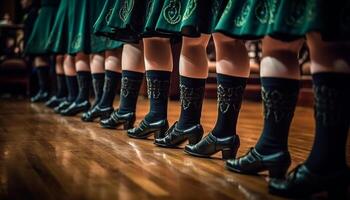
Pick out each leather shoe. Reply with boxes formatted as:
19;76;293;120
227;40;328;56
81;106;113;122
226;148;291;178
154;122;203;148
184;133;240;159
100;110;135;129
54;101;71;113
45;96;65;108
30;91;49;102
60;100;90;116
127;119;168;139
269;164;350;199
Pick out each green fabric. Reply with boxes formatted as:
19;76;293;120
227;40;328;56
46;0;69;54
156;0;227;37
68;0;122;54
25;0;59;55
97;0;177;42
93;0;118;37
215;0;350;41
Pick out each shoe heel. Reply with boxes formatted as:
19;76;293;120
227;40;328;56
188;134;202;145
222;148;237;160
268;165;289;179
123;120;134;130
154;127;168;139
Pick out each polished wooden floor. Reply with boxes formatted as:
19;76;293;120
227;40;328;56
0;97;349;200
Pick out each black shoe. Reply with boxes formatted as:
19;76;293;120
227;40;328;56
100;110;135;129
30;91;49;102
45;96;65;108
184;133;240;159
154;122;203;148
54;100;71;113
269;164;350;199
60;100;90;116
81;106;114;122
127;119;169;139
226;148;291;178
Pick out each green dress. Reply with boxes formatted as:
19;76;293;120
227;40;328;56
67;0;122;54
46;0;69;54
95;0;179;43
156;0;228;37
214;0;350;41
25;0;60;55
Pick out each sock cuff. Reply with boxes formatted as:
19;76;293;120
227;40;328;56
106;70;122;78
122;70;144;80
261;77;300;90
77;71;91;76
146;70;171;80
180;75;206;87
92;73;105;80
312;72;350;89
217;73;247;86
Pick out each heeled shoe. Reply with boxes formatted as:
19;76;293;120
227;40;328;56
100;109;135;129
30;91;49;102
45;96;65;108
54;100;71;113
81;106;114;122
226;148;291;178
154;122;203;148
184;133;240;159
127;119;168;139
269;164;350;199
60;100;90;116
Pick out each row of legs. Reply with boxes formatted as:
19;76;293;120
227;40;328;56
31;33;350;199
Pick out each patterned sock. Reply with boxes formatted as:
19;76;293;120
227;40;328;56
99;70;121;108
118;70;144;114
305;73;350;174
176;76;206;130
255;78;300;154
144;70;171;122
75;71;91;103
212;74;247;138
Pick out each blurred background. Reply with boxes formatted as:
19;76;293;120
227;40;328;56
0;0;313;106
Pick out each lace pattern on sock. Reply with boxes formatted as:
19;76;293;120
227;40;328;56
121;77;142;98
146;78;170;99
180;84;204;110
217;85;245;114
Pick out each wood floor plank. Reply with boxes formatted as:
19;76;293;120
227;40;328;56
0;98;348;200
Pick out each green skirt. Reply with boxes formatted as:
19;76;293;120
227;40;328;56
46;0;69;54
215;0;350;41
25;1;59;55
156;0;228;37
68;0;122;54
98;0;179;43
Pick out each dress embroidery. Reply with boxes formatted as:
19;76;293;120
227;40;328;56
183;0;197;21
255;0;277;24
119;0;134;22
105;8;113;23
234;1;252;27
163;0;182;24
285;0;316;26
72;34;82;50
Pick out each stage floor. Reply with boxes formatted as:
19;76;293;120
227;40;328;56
0;97;349;200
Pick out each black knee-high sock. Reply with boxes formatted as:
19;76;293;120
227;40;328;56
255;78;300;154
75;71;92;103
36;66;50;92
305;73;350;174
56;74;67;98
92;73;105;106
176;76;206;130
212;74;247;138
66;75;78;102
144;70;171;122
118;70;144;114
99;70;121;108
